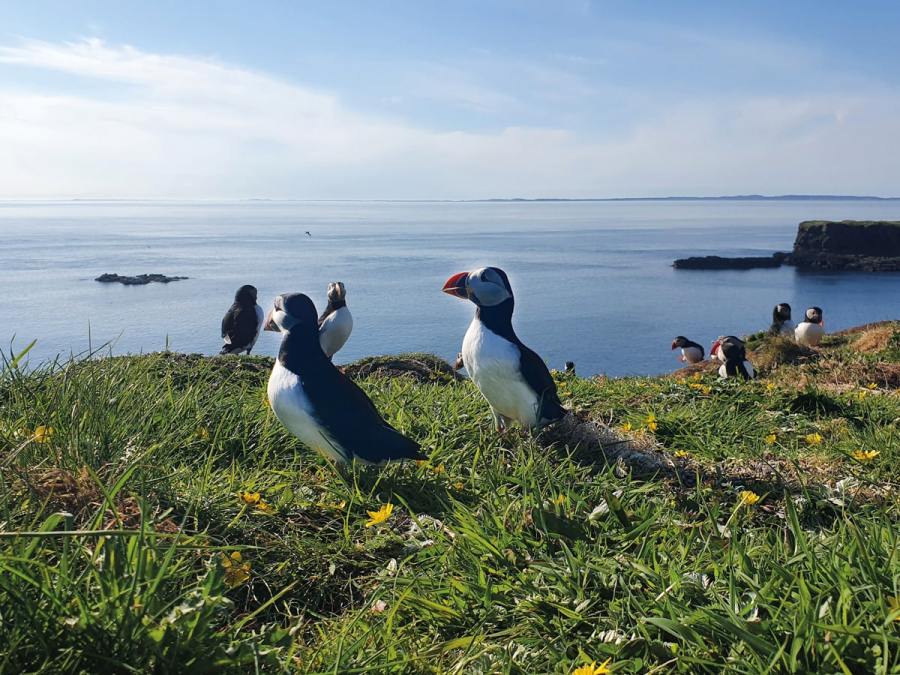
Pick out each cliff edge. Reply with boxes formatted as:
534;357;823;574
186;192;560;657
788;220;900;271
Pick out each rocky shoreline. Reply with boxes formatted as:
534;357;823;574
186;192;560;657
95;273;188;285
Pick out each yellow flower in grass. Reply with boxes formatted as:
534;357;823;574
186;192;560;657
256;499;274;513
765;382;775;393
888;595;900;621
239;491;261;505
739;490;761;506
432;463;446;475
645;413;658;432
619;422;633;433
691;372;703;382
866;383;878;390
553;494;568;506
33;425;55;443
365;503;394;528
852;450;880;462
674;450;690;458
764;433;777;446
804;432;823;446
573;659;612;675
195;426;210;441
453;481;465;491
221;551;251;588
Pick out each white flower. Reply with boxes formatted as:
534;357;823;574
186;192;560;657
588;502;609;521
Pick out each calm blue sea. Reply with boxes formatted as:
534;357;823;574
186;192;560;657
1;200;899;376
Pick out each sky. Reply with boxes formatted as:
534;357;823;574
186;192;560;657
1;1;899;200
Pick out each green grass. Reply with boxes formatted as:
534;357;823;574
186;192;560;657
1;329;898;673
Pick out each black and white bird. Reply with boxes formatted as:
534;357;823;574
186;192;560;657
712;335;754;380
442;266;566;431
318;282;353;359
220;284;264;355
795;306;825;346
770;303;795;337
264;292;423;464
671;336;705;364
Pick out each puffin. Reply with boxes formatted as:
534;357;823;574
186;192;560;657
671;336;705;364
795;306;825;346
712;335;754;380
263;292;423;464
220;284;264;355
770;303;795;337
442;266;566;431
318;281;353;359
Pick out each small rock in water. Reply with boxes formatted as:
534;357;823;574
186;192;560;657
95;273;188;285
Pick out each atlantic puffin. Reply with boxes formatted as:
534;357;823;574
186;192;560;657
264;292;423;464
671;336;705;364
770;303;795;337
442;267;566;431
795;306;825;346
713;335;754;380
220;284;264;355
318;282;353;359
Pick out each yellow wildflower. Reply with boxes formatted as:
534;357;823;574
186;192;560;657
764;433;777;446
195;426;210;440
453;481;465;491
554;494;568;506
765;382;775;392
365;503;394;528
221;551;251;588
645;413;658;432
33;426;55;443
619;422;633;433
888;595;900;621
572;659;612;675
851;449;880;462
804;432;823;446
688;382;703;390
866;383;878;390
739;490;761;506
674;450;690;458
256;499;274;513
691;372;703;382
432;463;446;475
239;491;261;505
856;390;868;401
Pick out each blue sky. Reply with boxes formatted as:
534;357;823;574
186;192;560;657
1;1;899;198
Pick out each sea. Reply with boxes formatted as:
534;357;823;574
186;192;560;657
1;199;899;377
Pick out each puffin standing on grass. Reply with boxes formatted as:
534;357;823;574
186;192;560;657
442;266;566;432
795;307;825;346
318;282;353;359
712;335;755;380
770;303;795;337
220;285;265;355
264;293;423;464
671;336;705;364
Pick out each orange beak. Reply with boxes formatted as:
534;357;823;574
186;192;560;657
442;272;469;300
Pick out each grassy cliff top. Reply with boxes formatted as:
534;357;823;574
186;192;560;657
1;324;899;673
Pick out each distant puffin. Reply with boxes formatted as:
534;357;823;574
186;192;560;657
318;282;353;359
714;335;754;380
220;284;264;355
671;336;705;364
442;266;566;431
795;306;825;346
264;293;423;464
770;303;795;337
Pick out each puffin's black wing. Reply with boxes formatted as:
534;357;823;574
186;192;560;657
306;366;424;462
685;339;705;358
221;304;258;351
517;342;566;425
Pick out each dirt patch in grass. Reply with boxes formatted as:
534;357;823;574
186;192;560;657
342;353;461;384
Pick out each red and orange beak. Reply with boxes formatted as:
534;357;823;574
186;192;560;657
671;340;678;350
710;339;721;356
263;309;279;331
442;272;469;300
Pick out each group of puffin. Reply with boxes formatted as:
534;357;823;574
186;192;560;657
219;270;826;465
671;302;827;381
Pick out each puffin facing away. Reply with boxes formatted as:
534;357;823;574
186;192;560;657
442;266;566;431
264;293;423;464
714;335;755;380
220;285;264;355
770;303;795;337
318;282;353;359
671;336;705;364
795;306;825;346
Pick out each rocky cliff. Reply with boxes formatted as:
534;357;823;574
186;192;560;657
788;220;900;271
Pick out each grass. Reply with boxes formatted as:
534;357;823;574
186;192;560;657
1;325;898;673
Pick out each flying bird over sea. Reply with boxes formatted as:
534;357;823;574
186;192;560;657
264;292;423;464
442;266;566;432
220;284;264;355
795;306;825;346
317;282;353;359
671;336;705;364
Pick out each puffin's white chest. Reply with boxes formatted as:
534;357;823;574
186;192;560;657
777;320;796;337
319;307;353;358
681;346;704;364
794;322;824;346
267;361;346;461
462;319;539;427
248;305;265;350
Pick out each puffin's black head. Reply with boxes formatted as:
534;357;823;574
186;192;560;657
672;336;689;350
442;266;514;308
773;303;792;322
805;306;823;324
235;284;258;306
720;335;746;361
264;293;318;334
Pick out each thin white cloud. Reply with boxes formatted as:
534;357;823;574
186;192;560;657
0;37;898;198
